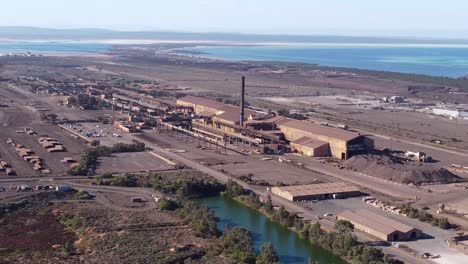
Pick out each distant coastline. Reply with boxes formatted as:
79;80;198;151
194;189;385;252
179;44;468;78
2;26;468;45
3;38;468;48
1;38;468;78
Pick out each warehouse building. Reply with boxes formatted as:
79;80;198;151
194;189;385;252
338;209;422;241
277;119;374;159
271;182;361;201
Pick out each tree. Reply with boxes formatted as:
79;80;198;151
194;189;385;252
218;226;256;264
60;241;75;256
308;222;323;244
222;179;245;198
335;219;354;234
158;198;179;211
264;195;273;214
249;192;262;209
176;200;219;238
256;243;279;264
90;140;100;146
436;217;451;229
348;245;384;264
110;174;137;187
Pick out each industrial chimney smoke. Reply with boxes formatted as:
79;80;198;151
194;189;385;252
240;76;245;126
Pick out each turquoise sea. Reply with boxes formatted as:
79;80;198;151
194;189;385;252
188;44;468;78
2;41;468;78
0;42;112;54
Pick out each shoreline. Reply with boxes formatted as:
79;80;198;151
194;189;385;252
3;38;468;47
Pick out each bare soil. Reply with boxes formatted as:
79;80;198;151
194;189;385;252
343;154;462;185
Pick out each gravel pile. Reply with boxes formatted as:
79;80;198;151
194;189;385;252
343;154;461;185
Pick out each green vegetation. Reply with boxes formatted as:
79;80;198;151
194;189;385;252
400;204;454;229
221;179;246;198
256;242;279;264
67;94;104;110
60;241;75;256
299;222;402;264
152;178;282;263
277;109;307;120
335;219;355;234
175;200;220;238
158;198;179;211
215;226;257;263
227;184;401;264
152;177;225;198
110;140;145;153
90;139;100;146
67;140;146;176
40;113;58;123
110;174;137;187
0;200;29;219
74;190;93;200
61;212;82;231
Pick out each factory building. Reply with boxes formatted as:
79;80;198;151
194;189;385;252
338;209;422;241
176;96;373;158
277;119;374;160
177;96;264;133
271;182;361;201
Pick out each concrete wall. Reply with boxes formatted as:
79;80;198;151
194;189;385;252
271;187;294;201
290;142;330;157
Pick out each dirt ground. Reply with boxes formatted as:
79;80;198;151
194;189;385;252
0;208;76;252
0;190;230;264
96;152;175;174
342;154;462;185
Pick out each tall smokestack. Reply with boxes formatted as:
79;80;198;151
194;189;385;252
240;76;245;126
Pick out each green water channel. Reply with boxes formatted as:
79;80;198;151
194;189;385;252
197;196;346;264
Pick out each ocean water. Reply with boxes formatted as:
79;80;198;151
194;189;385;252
188;44;468;78
0;42;112;54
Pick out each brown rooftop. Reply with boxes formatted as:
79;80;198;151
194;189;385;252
339;210;396;236
274;182;359;197
355;209;415;233
178;96;227;111
291;136;329;149
339;209;417;235
278;118;361;142
179;96;265;123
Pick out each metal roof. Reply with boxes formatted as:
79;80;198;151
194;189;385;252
338;209;417;235
278;119;361;142
177;96;229;111
273;182;360;197
179;96;264;123
291;136;329;149
355;209;415;233
339;210;396;236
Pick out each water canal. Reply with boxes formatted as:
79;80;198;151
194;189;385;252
198;196;346;264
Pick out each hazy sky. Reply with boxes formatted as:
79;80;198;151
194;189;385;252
3;0;468;37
